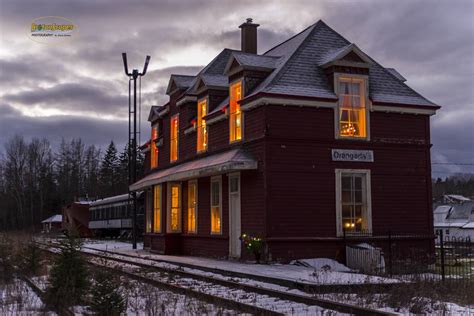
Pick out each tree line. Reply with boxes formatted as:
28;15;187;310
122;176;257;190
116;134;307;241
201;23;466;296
0;135;143;231
432;174;474;201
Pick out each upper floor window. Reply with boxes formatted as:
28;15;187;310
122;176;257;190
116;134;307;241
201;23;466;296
229;81;243;143
150;124;159;169
337;77;367;138
197;98;208;152
170;114;179;162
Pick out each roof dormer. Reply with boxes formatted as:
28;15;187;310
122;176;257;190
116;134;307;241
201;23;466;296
320;43;373;69
166;74;195;96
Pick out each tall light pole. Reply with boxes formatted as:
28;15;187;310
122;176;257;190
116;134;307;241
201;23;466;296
122;53;150;249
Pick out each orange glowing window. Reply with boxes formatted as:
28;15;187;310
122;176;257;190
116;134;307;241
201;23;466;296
197;99;208;152
229;81;243;143
338;77;367;138
153;185;161;233
170;115;179;162
210;177;222;234
168;183;181;232
150;125;159;169
187;180;197;233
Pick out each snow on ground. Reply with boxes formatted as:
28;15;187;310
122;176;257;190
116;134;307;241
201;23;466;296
291;258;353;272
0;278;54;315
82;239;399;285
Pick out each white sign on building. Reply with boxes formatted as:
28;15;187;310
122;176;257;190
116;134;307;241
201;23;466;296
331;149;374;162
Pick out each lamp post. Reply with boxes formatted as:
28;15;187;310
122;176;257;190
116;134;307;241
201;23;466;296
122;53;150;249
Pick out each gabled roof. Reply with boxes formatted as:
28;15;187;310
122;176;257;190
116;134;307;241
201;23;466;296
319;43;373;67
147;104;168;122
166;74;195;95
184;49;235;96
42;214;62;223
192;74;228;92
247;20;437;107
180;19;438;113
224;51;281;75
385;68;407;82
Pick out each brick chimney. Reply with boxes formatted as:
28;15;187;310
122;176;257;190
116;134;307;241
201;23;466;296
239;18;259;54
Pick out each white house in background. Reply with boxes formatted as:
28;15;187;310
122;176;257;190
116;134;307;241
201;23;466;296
434;195;474;240
41;214;63;233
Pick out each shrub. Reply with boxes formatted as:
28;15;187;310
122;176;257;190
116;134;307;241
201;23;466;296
90;268;126;315
45;235;89;308
240;233;264;263
19;239;43;276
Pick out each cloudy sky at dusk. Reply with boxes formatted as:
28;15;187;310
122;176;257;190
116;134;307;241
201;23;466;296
0;0;473;176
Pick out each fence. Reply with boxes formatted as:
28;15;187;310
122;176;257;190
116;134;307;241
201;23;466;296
342;229;473;283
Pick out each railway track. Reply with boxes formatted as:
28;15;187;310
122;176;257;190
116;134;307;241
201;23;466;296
37;241;395;316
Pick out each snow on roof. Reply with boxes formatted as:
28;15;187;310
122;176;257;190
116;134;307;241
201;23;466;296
434;205;452;214
41;214;62;223
446;194;471;202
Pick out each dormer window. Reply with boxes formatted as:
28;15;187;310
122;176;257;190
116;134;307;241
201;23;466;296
150;124;159;169
229;81;243;143
170;114;179;162
337;76;368;139
197;98;208;152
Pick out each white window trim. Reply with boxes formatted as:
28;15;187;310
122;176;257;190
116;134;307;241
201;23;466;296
187;179;198;234
335;169;372;237
334;73;371;141
229;79;245;144
228;172;241;257
166;182;182;233
197;97;209;153
210;175;223;235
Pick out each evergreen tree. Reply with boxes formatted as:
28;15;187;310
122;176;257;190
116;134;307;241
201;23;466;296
118;143;130;194
99;141;120;197
46;235;89;308
90;268;126;315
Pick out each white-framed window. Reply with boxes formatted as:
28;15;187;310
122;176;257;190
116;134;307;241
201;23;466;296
167;182;182;233
335;169;372;236
187;180;198;233
210;176;222;234
335;74;369;139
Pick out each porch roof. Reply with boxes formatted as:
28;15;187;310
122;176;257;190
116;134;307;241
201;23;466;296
129;148;258;191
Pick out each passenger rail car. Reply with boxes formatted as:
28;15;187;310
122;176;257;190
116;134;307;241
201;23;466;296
89;193;144;237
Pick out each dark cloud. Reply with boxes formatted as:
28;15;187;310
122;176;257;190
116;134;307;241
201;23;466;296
3;82;127;115
0;104;130;151
0;0;472;175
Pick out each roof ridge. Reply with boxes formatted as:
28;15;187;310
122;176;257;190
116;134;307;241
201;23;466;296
261;21;324;93
263;20;322;55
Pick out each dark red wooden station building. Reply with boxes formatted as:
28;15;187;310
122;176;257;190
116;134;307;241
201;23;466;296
130;19;440;262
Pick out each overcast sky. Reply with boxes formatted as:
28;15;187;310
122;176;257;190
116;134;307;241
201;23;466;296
0;0;473;177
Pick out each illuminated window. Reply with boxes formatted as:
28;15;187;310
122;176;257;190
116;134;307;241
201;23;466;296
167;183;181;233
150;125;159;169
153;185;161;233
229;81;243;143
170;115;179;162
197;98;208;152
145;190;152;233
338;77;367;138
210;176;222;234
336;169;372;236
187;180;198;233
